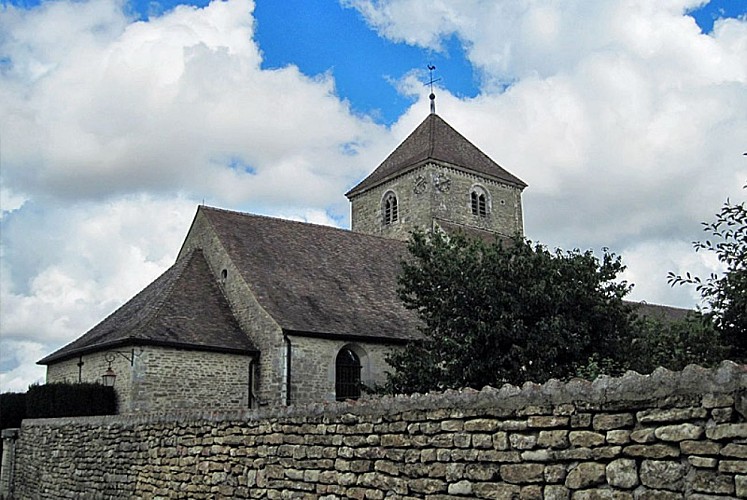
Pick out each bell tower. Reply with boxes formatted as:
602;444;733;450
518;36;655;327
346;108;527;242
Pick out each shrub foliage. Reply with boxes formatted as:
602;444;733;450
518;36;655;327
26;382;117;418
0;392;27;429
384;230;637;393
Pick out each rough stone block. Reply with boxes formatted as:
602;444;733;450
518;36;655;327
520;484;542;499
688;456;718;468
472;482;520;499
722;444;747;458
543;485;569;500
501;463;545;484
493;431;509;450
689;470;735;495
520;450;553;462
464;419;499;432
736;475;747;497
447;480;473;495
538;430;569;449
571;490;633;499
630;428;657;444
606;458;638;489
607;430;631;445
702;393;734;409
528;416;568;428
680;440;721;455
571;414;592;428
510;433;538;450
654;423;703;442
565;462;605;489
639;460;687;491
720;460;747;474
623;444;680;459
706;423;747;440
593;413;634;431
637;407;707;423
569;431;605;448
629;490;680;500
544;464;568;483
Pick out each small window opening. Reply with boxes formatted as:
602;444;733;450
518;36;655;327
471;191;487;217
221;269;228;283
336;348;361;401
383;192;398;225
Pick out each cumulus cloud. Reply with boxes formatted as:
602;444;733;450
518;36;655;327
1;0;384;208
0;0;390;391
1;0;746;391
346;0;747;309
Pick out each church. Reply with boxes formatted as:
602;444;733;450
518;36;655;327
37;106;542;412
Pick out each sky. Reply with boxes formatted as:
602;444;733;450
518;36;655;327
1;0;746;392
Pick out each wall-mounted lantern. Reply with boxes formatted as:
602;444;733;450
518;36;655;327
101;348;142;387
102;365;116;387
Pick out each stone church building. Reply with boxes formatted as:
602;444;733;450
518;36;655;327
38;110;530;412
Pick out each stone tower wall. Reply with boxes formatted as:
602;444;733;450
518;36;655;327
350;163;524;241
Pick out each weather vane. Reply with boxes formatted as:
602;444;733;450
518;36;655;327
425;64;441;114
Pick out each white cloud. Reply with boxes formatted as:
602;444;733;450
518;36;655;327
0;0;396;391
0;340;47;393
1;0;746;391
348;0;747;308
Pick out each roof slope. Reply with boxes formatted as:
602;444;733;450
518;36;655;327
39;249;256;364
347;113;527;197
201;207;422;341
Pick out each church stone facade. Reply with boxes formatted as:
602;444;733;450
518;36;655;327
39;111;527;412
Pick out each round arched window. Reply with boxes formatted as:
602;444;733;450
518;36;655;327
335;348;361;401
382;192;398;225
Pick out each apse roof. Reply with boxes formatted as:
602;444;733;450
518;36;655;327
39;249;257;365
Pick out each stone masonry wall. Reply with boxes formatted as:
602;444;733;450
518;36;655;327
178;210;287;406
350;163;524;241
9;362;747;499
288;335;396;405
47;346;251;413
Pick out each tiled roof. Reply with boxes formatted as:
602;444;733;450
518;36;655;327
347;113;527;197
201;207;423;342
629;301;692;322
39;249;256;365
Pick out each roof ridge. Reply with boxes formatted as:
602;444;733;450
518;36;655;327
200;205;409;246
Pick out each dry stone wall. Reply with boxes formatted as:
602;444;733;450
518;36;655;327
8;362;747;499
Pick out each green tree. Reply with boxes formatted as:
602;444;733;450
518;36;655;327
384;230;637;394
668;186;747;362
625;314;726;373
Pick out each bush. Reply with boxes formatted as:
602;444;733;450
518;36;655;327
26;382;117;418
0;392;27;430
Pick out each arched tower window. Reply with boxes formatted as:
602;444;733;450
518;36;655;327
335;347;361;401
470;186;489;217
382;191;398;225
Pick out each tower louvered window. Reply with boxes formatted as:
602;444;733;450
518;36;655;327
336;348;361;401
471;190;487;217
383;192;398;225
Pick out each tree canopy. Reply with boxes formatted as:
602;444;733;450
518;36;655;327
383;230;638;394
668;185;747;362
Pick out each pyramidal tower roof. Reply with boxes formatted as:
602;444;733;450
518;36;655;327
346;113;527;197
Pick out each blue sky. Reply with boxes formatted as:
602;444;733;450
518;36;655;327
5;0;740;124
0;0;746;390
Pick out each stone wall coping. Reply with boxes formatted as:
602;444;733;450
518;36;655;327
20;361;746;429
1;428;19;439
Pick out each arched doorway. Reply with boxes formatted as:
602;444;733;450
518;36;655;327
335;348;361;401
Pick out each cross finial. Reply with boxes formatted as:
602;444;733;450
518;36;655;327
425;64;441;114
